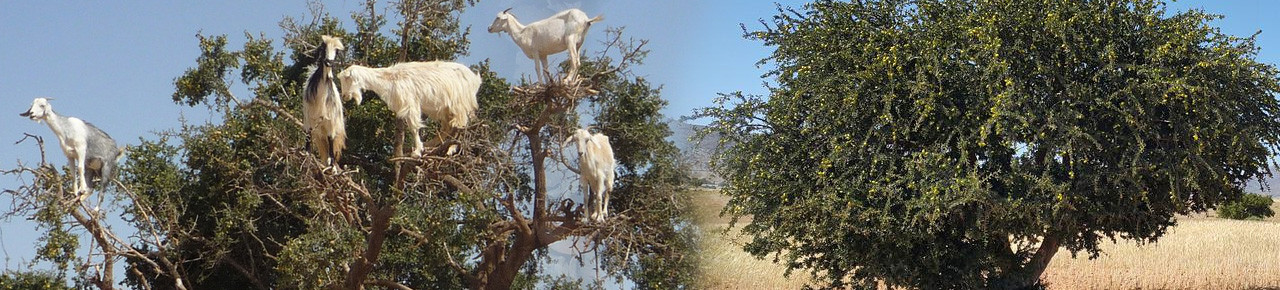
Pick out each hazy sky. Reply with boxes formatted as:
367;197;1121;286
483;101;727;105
1;0;1276;281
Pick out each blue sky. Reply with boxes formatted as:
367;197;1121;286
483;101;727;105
1;0;1276;280
0;0;793;277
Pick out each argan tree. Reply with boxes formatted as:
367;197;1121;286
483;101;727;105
695;0;1280;288
4;1;694;289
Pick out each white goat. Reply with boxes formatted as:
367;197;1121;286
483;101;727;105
564;128;616;223
337;61;481;156
488;8;603;83
21;98;125;199
303;35;346;168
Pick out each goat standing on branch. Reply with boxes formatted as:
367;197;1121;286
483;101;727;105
303;35;347;169
488;8;603;83
565;127;616;223
337;61;481;156
20;97;124;200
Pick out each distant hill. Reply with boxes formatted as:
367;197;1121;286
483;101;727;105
1244;170;1280;198
667;119;723;187
664;118;1280;198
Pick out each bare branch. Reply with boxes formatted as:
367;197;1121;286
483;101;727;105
249;97;305;129
439;241;479;286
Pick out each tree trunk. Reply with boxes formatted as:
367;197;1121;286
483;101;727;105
990;235;1061;290
473;118;554;290
343;205;396;290
480;234;537;290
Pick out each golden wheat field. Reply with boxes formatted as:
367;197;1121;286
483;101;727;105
693;190;811;289
1042;206;1280;290
692;190;1280;290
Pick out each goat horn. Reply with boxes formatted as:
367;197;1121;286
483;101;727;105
502;7;512;14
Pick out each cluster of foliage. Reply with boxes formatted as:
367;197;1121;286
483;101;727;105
4;1;695;289
695;0;1280;289
1217;193;1276;220
0;270;72;290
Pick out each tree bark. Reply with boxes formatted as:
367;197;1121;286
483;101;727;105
990;235;1061;290
343;205;396;290
71;205;115;290
479;127;548;290
481;232;537;290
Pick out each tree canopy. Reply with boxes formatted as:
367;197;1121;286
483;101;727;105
3;1;695;289
695;0;1280;288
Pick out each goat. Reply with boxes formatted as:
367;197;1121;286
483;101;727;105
302;35;347;169
487;8;603;83
20;98;125;200
564;127;616;223
337;61;481;156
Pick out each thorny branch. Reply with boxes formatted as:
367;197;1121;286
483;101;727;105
250;98;305;128
3;134;189;290
280;1;331;52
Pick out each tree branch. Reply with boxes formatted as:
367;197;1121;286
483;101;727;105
367;279;414;290
248;98;304;128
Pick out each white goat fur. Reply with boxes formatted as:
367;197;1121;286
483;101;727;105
303;35;346;167
21;98;124;197
488;8;603;83
565;128;616;223
337;61;482;156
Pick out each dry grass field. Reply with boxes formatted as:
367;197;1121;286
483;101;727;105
1042;200;1280;290
692;189;811;289
692;189;1280;290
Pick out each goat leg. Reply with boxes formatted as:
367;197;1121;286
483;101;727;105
601;188;610;223
75;155;89;202
305;131;313;153
594;187;603;223
332;136;343;172
539;55;551;84
430;126;459;156
411;124;426;157
565;36;581;82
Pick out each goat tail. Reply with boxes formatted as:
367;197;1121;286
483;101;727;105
107;145;127;188
116;145;128;161
581;15;603;35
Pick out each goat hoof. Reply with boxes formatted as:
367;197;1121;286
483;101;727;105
445;144;460;156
